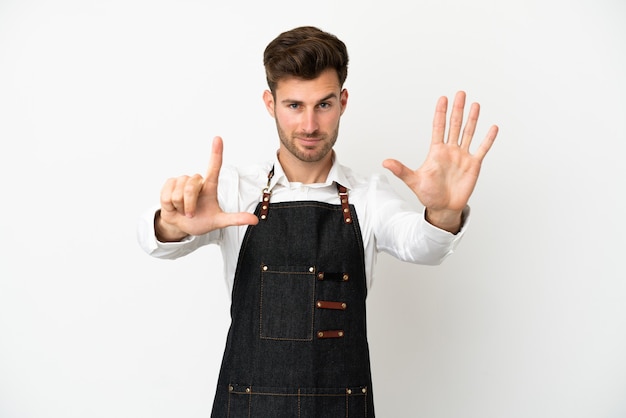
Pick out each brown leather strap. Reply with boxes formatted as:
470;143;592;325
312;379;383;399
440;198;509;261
316;330;344;339
259;190;270;220
337;183;352;224
259;166;274;220
316;300;347;310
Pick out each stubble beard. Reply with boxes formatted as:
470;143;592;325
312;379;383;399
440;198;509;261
276;120;339;163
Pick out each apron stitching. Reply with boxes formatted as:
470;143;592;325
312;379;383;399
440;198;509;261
365;387;368;417
247;387;251;418
227;387;231;418
259;267;316;341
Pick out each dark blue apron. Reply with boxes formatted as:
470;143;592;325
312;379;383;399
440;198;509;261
211;172;375;417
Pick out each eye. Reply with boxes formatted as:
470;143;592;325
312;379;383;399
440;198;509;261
288;103;300;110
318;102;331;109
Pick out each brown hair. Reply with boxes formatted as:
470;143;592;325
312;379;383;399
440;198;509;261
263;26;349;94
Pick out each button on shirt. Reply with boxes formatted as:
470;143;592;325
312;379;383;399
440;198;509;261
137;153;469;296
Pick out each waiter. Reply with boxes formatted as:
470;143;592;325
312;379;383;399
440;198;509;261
137;26;498;417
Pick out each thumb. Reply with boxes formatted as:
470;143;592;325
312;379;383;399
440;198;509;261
382;159;413;183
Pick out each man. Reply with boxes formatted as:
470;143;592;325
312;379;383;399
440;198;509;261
137;26;498;417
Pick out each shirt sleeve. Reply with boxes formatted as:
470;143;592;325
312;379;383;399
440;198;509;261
135;205;220;259
369;174;469;266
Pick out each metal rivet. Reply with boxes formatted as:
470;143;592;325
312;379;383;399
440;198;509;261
362;387;367;394
343;274;349;281
245;387;251;393
343;208;349;213
338;331;344;337
317;331;324;338
342;199;347;204
346;388;352;395
261;215;266;220
346;218;351;223
309;267;314;273
262;265;268;271
316;302;322;308
262;205;267;210
317;272;324;279
228;385;234;392
263;197;269;202
341;303;347;309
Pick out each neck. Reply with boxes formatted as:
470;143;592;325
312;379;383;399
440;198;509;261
278;151;334;184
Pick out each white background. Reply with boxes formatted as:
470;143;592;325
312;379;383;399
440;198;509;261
1;0;625;417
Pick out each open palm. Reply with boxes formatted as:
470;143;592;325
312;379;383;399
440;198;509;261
383;91;498;231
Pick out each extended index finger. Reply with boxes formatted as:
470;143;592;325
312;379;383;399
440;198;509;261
473;125;499;162
205;136;224;183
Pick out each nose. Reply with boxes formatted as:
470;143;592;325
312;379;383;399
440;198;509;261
301;109;319;134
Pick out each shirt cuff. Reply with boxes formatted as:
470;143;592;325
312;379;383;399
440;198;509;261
422;205;471;242
136;206;199;256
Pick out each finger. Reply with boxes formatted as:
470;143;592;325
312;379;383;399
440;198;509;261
160;178;177;212
170;176;191;215
182;174;204;217
205;136;224;185
218;211;260;228
473;125;499;162
447;91;466;145
460;102;480;151
382;159;414;184
431;96;449;145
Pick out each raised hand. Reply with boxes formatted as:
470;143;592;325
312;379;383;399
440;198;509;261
382;91;498;233
155;136;259;242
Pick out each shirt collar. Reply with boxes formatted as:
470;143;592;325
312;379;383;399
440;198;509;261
268;151;354;191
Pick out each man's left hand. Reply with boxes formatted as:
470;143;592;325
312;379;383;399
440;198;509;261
383;91;499;233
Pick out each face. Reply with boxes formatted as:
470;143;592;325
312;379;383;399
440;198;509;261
263;68;348;165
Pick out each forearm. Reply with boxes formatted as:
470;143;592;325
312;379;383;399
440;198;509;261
136;206;217;259
376;209;467;265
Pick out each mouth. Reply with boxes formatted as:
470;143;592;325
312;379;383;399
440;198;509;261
297;136;323;147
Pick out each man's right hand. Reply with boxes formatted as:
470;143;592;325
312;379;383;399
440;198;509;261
155;136;259;242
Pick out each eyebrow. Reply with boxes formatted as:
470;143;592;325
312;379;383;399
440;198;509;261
280;92;339;106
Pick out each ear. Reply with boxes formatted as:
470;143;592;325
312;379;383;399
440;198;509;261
263;90;275;118
340;88;349;115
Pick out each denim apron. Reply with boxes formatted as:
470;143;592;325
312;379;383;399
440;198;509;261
210;171;375;417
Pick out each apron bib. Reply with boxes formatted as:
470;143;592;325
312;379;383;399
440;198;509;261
211;175;374;417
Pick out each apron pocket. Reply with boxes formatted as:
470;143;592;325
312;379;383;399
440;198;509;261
227;384;369;418
260;265;315;341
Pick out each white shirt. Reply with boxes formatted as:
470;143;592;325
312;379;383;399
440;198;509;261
136;153;469;296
